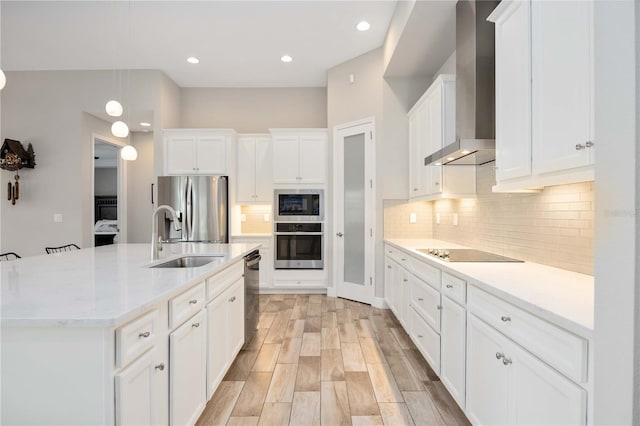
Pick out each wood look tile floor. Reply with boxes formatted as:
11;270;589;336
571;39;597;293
196;295;470;426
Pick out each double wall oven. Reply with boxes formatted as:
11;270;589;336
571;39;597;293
274;189;324;269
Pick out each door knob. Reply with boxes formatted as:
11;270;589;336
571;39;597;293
336;232;344;237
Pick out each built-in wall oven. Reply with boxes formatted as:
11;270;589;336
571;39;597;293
274;189;324;222
274;222;323;269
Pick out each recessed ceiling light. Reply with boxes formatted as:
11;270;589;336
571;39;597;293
281;55;293;63
435;162;442;166
447;157;456;161
140;122;151;127
187;57;200;64
356;21;371;31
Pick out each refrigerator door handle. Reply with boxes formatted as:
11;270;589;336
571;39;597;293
186;177;193;239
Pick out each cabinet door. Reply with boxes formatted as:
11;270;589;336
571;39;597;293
466;314;509;426
254;137;273;201
227;277;246;358
508;342;587;425
272;136;300;183
384;257;396;312
440;297;466;408
299;135;326;183
115;348;166;426
197;134;228;174
408;105;426;197
170;310;207;426
399;268;411;328
494;0;532;181
409;306;440;374
532;0;592;174
206;294;229;399
237;137;257;202
166;135;198;175
425;85;443;194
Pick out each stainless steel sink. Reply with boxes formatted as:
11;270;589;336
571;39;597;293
150;255;223;268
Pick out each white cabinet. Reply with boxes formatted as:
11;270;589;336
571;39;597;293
466;314;586;426
237;135;272;202
206;276;245;399
408;102;428;197
115;348;166;426
271;129;327;184
169;309;207;426
440;273;467;409
164;129;234;175
489;0;594;191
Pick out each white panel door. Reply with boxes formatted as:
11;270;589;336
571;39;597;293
206;294;229;399
466;314;509;426
493;0;532;181
197;135;228;174
237;137;257;202
299;135;326;183
169;310;207;426
254;137;272;201
166;135;197;175
272;136;300;183
440;296;466;408
532;0;593;174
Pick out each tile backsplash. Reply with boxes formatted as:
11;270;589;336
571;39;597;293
383;199;434;239
384;164;594;275
240;204;272;234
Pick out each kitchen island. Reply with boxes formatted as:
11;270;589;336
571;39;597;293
1;242;259;425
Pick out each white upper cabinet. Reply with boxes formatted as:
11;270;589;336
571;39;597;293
489;0;594;191
164;129;234;175
237;135;272;202
271;129;327;184
407;75;474;200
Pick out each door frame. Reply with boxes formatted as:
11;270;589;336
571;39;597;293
332;117;376;304
91;133;129;246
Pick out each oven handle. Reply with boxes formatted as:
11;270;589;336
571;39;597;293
275;232;324;236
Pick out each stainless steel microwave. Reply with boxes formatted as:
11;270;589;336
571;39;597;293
274;189;324;222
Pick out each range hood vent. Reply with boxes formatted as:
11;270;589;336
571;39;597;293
425;0;498;166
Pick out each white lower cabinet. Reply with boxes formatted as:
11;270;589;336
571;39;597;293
115;348;166;426
466;313;586;426
410;306;441;374
440;296;466;408
170;309;207;426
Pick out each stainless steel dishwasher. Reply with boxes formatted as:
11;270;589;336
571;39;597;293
244;250;261;344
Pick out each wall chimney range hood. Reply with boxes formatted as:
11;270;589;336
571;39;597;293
425;0;499;167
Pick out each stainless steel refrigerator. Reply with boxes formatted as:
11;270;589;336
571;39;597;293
157;175;228;243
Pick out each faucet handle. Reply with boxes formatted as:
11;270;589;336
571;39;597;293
157;235;164;252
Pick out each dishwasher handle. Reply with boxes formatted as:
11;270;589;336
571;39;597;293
245;253;262;267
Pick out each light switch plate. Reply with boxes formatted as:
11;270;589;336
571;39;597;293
53;213;63;223
453;213;459;226
409;212;417;223
240;214;247;222
436;213;440;224
263;213;270;222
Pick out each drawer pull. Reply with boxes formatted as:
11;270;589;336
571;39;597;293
496;352;504;360
417;334;423;338
501;316;511;322
401;258;406;261
403;279;408;282
417;298;424;301
437;305;443;310
138;331;151;338
387;265;392;269
192;322;200;328
446;284;453;289
189;299;198;305
502;357;513;366
155;363;165;371
229;296;236;302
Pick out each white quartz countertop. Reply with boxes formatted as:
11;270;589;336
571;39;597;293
1;243;259;328
385;238;594;338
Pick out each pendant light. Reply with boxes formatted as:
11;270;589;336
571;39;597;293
105;100;123;117
120;145;137;161
111;121;129;138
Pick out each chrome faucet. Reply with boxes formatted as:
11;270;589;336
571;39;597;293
151;205;182;261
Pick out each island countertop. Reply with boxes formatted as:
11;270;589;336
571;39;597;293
0;243;259;328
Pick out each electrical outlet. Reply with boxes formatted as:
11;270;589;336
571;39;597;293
453;213;459;226
436;213;441;224
240;214;247;222
263;213;270;222
409;212;417;223
53;213;63;223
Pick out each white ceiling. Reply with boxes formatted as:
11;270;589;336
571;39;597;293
1;0;398;88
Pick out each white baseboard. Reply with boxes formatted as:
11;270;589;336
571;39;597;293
326;287;337;298
258;288;327;295
372;297;388;309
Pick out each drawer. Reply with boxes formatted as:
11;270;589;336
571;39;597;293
207;260;244;301
385;245;410;267
410;306;440;375
410;276;441;332
169;282;206;329
410;257;441;290
115;309;160;368
468;285;588;383
273;279;327;288
442;272;466;305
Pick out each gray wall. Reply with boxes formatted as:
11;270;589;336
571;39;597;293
128;131;155;244
94;168;117;196
180;87;327;132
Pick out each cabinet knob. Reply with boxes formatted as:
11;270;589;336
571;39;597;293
446;284;453;289
401;258;406;261
496;352;504;360
417;334;423;338
387;265;392;269
417;297;424;301
437;305;443;310
500;316;511;322
434;182;440;186
155;363;165;371
336;232;344;237
403;279;408;282
138;331;151;338
192;322;200;328
189;299;198;305
229;296;236;302
413;188;419;191
585;141;594;148
502;357;513;366
575;144;586;150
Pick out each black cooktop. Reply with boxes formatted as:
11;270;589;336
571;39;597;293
417;248;523;263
